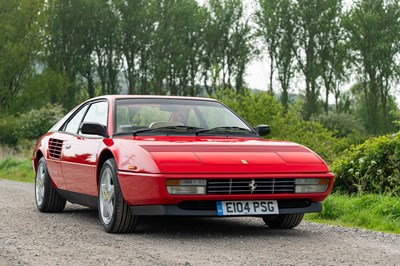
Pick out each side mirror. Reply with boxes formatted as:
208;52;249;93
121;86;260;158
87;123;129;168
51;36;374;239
254;125;270;136
80;123;107;137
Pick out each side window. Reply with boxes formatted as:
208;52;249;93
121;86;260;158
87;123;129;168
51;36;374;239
80;101;108;132
64;105;89;134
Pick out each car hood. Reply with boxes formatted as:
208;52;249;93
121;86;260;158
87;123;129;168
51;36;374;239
133;138;329;174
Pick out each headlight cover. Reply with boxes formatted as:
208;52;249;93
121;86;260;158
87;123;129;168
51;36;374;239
294;178;330;193
166;179;207;195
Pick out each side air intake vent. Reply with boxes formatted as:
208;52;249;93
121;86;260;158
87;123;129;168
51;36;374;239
48;138;63;160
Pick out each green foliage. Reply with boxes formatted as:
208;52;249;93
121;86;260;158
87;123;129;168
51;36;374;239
307;194;400;234
0;116;19;146
17;104;65;140
7;69;71;113
0;157;33;183
315;112;369;145
344;0;400;134
0;0;45;112
274;103;345;164
332;134;400;195
214;88;283;126
213;88;344;163
0;105;65;145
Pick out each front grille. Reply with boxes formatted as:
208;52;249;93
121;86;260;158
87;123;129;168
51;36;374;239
48;138;63;160
207;178;295;195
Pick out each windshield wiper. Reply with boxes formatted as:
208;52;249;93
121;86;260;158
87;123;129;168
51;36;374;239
195;126;256;136
131;125;202;136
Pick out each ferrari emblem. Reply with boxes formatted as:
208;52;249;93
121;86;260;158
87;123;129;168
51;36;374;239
249;179;257;194
241;159;248;164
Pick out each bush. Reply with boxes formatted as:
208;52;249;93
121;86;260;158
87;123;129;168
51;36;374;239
0;115;19;146
315;112;369;145
0;104;65;146
213;88;344;163
17;104;65;140
332;133;400;195
272;102;346;164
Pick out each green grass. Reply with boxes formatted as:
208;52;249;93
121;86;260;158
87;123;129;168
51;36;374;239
0;157;34;183
306;194;400;234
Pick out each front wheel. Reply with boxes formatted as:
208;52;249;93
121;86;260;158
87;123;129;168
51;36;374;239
262;213;304;229
35;157;66;212
98;158;139;233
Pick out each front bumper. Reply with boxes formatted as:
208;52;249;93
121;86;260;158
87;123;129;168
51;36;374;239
130;200;322;216
117;171;334;206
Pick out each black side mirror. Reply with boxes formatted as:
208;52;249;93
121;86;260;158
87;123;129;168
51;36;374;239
254;125;270;136
80;123;107;137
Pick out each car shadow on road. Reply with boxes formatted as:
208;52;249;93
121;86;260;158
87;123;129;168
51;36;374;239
136;216;312;239
61;205;313;239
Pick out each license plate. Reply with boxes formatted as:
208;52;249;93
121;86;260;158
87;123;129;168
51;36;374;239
216;200;279;216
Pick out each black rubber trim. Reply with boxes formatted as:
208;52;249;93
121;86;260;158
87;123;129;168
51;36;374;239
56;189;98;209
130;202;322;216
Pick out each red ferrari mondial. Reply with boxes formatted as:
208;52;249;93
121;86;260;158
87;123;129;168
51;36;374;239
33;95;334;233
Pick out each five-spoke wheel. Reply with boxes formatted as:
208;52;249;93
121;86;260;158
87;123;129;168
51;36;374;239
98;158;138;233
99;167;115;225
35;157;66;212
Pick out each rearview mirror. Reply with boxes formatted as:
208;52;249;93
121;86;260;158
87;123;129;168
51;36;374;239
80;123;107;137
254;125;270;136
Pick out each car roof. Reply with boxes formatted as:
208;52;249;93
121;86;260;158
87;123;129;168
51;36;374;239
88;95;218;102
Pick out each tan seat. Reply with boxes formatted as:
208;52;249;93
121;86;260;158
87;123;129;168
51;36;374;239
148;121;184;129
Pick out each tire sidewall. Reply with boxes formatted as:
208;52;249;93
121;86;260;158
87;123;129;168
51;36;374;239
35;157;48;210
98;159;120;232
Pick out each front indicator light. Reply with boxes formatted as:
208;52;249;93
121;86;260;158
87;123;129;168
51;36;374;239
166;179;206;195
294;178;330;193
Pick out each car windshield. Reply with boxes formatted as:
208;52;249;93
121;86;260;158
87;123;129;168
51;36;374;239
114;98;255;136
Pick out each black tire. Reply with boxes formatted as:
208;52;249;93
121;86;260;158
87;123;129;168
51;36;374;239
35;157;66;212
262;213;304;229
98;158;139;233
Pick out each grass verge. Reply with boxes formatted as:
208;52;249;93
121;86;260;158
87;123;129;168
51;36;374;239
0;157;33;183
306;194;400;234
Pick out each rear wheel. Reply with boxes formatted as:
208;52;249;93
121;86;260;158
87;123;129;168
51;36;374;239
262;213;304;229
98;158;139;233
35;157;66;212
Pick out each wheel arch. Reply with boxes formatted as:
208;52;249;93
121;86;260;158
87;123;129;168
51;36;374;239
33;150;44;173
97;149;115;185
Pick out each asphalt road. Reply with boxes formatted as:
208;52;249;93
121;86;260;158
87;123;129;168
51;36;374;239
1;179;399;266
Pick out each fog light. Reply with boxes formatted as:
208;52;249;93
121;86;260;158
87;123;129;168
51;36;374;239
295;178;329;193
166;179;206;195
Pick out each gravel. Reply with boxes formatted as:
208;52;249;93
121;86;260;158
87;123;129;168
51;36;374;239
1;179;399;266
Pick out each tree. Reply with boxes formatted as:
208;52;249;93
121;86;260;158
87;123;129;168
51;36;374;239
202;0;253;94
293;0;331;120
0;0;45;112
46;0;84;108
114;0;155;95
94;0;122;95
151;0;207;96
317;0;347;114
344;0;400;133
255;0;296;109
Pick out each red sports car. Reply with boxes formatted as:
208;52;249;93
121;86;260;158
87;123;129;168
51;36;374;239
33;95;334;233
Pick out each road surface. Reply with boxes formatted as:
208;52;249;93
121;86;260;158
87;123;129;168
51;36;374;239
0;180;399;265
